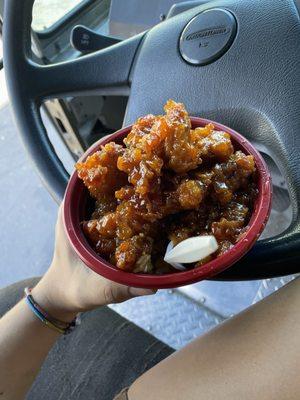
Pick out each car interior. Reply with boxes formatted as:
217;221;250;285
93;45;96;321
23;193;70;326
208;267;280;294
0;0;299;350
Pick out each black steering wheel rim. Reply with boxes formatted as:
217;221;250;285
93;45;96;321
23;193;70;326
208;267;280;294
3;0;145;202
3;0;300;280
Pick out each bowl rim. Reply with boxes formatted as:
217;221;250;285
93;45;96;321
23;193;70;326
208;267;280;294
63;117;272;289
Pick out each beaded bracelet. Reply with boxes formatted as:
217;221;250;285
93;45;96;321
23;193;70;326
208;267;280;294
24;287;78;335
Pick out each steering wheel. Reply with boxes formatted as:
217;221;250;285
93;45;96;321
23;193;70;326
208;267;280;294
3;0;300;280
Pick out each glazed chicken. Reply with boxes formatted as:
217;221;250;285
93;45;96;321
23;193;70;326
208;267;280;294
76;100;257;273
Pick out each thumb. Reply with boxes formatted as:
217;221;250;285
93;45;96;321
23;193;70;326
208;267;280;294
105;283;157;304
128;287;157;298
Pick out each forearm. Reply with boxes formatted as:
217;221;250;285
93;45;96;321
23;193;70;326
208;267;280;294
0;299;59;399
0;277;77;400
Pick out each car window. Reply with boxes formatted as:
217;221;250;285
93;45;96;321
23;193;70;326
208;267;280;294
32;0;86;31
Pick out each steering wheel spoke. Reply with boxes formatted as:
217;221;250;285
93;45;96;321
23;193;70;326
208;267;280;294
29;34;144;101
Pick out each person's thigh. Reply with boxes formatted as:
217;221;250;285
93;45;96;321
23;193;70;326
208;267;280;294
129;277;300;400
0;278;174;400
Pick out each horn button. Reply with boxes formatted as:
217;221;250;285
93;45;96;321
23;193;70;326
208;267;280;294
179;8;237;66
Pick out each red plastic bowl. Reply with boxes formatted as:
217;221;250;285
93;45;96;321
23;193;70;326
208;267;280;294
63;117;272;289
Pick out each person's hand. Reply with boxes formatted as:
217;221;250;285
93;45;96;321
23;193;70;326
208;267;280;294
32;206;156;322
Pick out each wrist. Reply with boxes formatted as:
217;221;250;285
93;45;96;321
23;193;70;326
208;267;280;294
32;278;78;324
